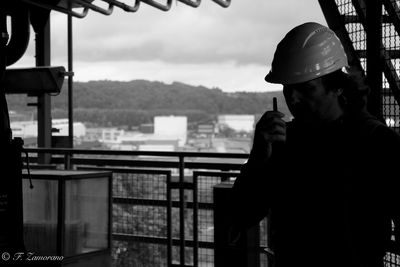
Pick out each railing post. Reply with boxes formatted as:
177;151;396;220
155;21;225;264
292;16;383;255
64;153;72;170
213;182;260;267
178;155;186;266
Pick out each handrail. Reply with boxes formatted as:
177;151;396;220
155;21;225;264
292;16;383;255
177;0;201;8
140;0;173;11
211;0;231;8
20;0;89;18
74;0;114;15
102;0;140;12
23;147;249;159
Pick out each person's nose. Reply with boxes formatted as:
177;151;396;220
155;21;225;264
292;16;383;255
284;87;302;105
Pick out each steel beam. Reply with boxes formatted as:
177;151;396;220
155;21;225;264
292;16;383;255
35;17;52;163
365;0;383;118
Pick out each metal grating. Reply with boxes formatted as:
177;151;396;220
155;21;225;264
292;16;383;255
112;170;170;267
382;2;400;132
194;171;239;266
333;0;400;133
324;1;400;266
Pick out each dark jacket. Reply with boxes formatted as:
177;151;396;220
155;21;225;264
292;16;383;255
231;111;400;267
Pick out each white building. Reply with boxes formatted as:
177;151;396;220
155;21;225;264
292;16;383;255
10;121;37;138
52;119;86;137
11;119;86;138
84;127;124;143
110;131;180;151
154;116;187;146
217;115;255;133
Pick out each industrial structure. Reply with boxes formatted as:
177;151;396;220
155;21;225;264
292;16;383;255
1;0;400;266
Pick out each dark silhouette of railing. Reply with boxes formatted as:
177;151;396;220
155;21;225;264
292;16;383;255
22;147;250;267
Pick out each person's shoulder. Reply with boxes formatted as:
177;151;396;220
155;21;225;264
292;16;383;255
346;110;386;132
351;111;400;144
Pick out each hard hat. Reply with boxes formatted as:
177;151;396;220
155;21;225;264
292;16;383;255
265;22;348;85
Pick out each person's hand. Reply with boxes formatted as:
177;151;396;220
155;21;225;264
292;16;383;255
251;110;286;160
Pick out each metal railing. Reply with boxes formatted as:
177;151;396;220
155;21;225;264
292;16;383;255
22;147;399;266
22;147;249;267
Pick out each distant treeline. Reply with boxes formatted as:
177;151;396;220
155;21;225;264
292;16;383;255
6;80;289;128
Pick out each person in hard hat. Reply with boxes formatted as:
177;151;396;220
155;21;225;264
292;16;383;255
229;22;400;267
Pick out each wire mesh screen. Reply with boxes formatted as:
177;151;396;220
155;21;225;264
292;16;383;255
336;0;368;71
382;4;400;133
335;0;400;133
110;168;241;267
112;170;170;267
113;241;168;267
385;252;400;267
195;172;237;266
333;1;400;266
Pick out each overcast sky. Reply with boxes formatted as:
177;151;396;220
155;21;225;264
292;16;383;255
15;0;326;92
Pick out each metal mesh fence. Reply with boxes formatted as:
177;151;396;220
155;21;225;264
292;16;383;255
334;1;400;266
382;3;400;133
194;172;239;266
112;170;170;267
109;168;241;267
336;0;400;133
385;253;400;267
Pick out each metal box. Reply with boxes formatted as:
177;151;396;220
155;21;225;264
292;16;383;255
22;170;112;267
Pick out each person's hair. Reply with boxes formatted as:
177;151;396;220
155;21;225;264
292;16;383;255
320;68;370;111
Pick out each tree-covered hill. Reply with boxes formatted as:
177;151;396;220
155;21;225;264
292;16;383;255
6;80;289;127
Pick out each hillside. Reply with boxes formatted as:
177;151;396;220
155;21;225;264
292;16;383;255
6;80;289;127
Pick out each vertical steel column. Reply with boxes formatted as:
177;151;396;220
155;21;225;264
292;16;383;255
68;14;74;148
36;18;52;163
178;156;186;266
366;0;383;118
193;175;198;267
167;172;173;267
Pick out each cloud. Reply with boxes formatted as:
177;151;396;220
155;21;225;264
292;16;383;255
12;0;326;92
48;0;326;66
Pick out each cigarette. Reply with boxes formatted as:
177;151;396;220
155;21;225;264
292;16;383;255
273;97;278;111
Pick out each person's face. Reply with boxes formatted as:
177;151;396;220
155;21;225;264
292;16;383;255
283;78;343;123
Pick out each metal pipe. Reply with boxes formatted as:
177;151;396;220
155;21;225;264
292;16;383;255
211;0;231;8
5;3;30;66
177;0;201;8
68;14;74;149
21;0;89;18
102;0;140;12
74;0;114;15
140;0;172;11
